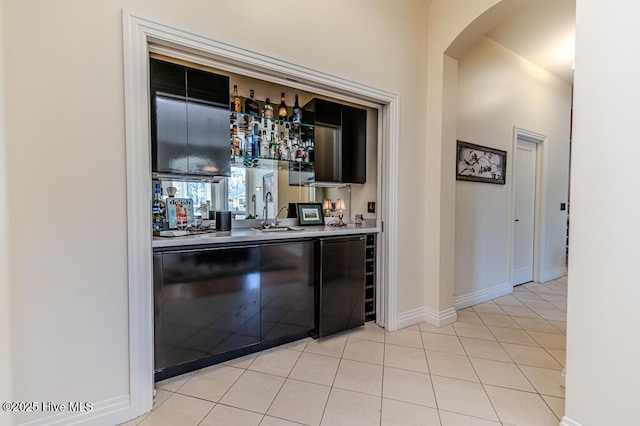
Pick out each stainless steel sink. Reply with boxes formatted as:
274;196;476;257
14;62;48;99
251;226;304;233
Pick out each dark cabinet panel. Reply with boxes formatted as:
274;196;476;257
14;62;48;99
153;234;373;379
155;246;261;371
186;68;229;106
313;98;342;127
316;236;366;337
313;126;341;183
155;94;188;174
261;241;315;341
153;253;164;370
303;98;367;184
149;59;186;94
150;58;230;177
186;100;231;176
341;105;367;184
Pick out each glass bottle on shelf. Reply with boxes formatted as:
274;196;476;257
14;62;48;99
238;107;248;132
263;98;274;119
245;89;260;115
152;183;165;235
291;94;302;123
278;92;288;120
244;132;253;157
231;84;241;112
252;120;260;157
307;138;315;162
260;132;270;158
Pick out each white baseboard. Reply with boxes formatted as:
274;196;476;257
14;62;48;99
541;266;567;283
453;282;512;310
561;417;583;426
20;395;131;426
397;306;457;329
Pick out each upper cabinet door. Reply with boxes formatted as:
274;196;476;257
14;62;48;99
186;100;231;176
341;105;366;184
186;68;229;107
155;94;188;174
303;98;367;184
149;58;231;177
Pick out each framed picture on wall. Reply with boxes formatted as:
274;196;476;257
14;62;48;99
296;203;324;225
456;140;507;185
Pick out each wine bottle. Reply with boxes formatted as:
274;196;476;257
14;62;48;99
231;84;241;112
291;94;302;123
263;98;274;119
278;92;288;120
245;89;260;115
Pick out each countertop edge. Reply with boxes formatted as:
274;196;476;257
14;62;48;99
152;224;379;249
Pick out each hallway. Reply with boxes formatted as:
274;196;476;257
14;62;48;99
126;278;567;426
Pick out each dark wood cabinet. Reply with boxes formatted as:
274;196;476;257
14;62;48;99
150;58;231;177
341;105;367;184
153;239;315;380
261;241;315;341
303;99;367;184
154;245;261;375
153;233;376;380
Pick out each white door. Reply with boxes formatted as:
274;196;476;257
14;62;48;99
513;139;537;285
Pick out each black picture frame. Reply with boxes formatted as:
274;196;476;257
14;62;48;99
296;203;324;225
456;140;507;185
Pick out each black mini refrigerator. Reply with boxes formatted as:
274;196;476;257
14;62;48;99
315;236;366;338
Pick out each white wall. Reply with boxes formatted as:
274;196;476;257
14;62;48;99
2;0;428;423
565;1;640;425
454;37;571;305
0;1;13;424
425;0;513;320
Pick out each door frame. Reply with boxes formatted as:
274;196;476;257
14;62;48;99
122;11;400;419
510;127;547;286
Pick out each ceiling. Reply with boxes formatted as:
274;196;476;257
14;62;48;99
485;0;576;83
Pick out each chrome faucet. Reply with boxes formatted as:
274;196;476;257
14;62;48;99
274;206;289;228
261;192;274;228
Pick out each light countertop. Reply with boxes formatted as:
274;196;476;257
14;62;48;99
152;221;379;249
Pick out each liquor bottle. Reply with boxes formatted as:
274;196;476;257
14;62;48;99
291;94;302;123
307;138;315;162
260;132;270;157
245;89;260;115
263;98;274;118
231;84;241;112
152;183;165;235
278;92;288;120
246;133;254;157
251;125;260;157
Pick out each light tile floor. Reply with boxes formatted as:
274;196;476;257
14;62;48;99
121;276;567;426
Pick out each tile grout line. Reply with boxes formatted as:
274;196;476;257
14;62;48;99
418;324;444;426
257;347;303;423
317;334;350;426
143;279;567;426
468;282;566;423
454;324;503;424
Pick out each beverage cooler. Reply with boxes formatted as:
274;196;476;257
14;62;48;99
315;236;366;338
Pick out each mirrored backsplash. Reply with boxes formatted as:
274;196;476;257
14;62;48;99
153;161;353;223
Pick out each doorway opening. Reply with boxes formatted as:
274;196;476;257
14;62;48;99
122;12;401;418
